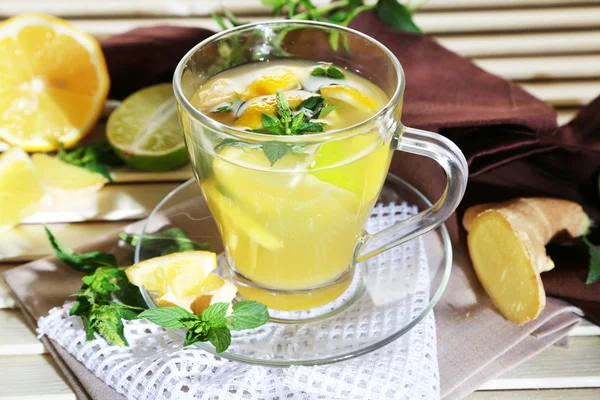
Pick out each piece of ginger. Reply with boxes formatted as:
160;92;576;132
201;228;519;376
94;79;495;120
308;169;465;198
463;198;590;325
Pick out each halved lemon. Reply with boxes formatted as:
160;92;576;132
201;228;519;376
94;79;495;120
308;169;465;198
241;67;300;100
0;14;110;151
320;84;378;112
0;147;44;229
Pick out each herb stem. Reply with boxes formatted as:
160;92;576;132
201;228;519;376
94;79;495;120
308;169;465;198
291;0;349;20
342;4;376;26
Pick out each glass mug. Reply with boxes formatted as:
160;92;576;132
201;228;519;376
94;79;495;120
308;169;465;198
174;21;467;313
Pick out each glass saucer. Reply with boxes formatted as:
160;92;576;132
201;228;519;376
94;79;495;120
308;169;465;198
135;173;452;367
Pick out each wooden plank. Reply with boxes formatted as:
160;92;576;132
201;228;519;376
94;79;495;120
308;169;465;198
570;319;600;336
0;355;75;400
475;55;600;81
2;0;599;17
436;30;600;58
520;80;600;106
0;264;19;309
2;7;594;38
468;388;600;399
479;336;600;390
21;183;178;224
415;7;600;33
556;108;579;126
0;221;130;262
0;310;45;356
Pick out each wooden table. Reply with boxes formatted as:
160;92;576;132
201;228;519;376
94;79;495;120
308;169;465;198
1;0;600;398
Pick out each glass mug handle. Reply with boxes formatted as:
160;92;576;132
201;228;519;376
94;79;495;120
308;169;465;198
356;126;468;261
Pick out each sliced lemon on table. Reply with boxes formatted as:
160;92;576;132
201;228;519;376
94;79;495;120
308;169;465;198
0;13;110;152
31;153;107;200
0;147;44;229
241;67;300;100
319;84;378;112
125;251;237;314
107;83;188;172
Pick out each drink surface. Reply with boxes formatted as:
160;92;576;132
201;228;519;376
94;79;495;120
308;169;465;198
187;60;393;308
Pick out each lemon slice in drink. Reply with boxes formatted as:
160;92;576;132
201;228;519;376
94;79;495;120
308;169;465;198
203;180;283;251
320;84;379;112
0;147;44;229
241;67;300;100
107;83;188;172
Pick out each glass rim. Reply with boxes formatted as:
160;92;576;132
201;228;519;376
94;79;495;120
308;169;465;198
172;20;406;144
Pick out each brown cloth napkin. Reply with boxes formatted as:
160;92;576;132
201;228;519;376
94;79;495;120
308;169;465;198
4;11;599;399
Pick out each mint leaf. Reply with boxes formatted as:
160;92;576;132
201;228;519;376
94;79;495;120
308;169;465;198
82;267;122;295
212;103;233;113
275;90;293;134
58;141;123;182
207;326;231;354
310;67;327;77
184;321;210;346
582;236;600;284
295;122;325;133
311;66;345;79
89;303;139;347
375;0;422;34
291;110;305;131
46;227;117;273
261;113;284;135
320;104;340;117
119;227;210;257
262;141;293;166
139;306;197;330
200;302;229;327
227;301;270;331
325;66;345;79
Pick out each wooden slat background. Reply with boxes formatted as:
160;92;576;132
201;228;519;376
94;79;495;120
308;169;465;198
1;0;599;399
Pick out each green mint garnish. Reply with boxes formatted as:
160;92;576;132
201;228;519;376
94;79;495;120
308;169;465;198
311;65;346;79
58;141;124;183
212;103;233;113
139;301;269;353
119;227;210;258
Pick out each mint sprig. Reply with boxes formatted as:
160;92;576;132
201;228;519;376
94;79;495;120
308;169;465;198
139;301;269;353
119;227;210;258
213;1;424;36
58;141;124;183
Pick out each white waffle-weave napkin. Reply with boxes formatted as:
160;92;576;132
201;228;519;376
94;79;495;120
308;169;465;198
38;203;440;400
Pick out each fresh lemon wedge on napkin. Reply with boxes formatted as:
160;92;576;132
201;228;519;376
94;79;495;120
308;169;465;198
125;251;237;314
0;13;110;151
0;147;44;229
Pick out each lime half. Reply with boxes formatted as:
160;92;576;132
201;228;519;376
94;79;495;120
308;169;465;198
107;83;188;171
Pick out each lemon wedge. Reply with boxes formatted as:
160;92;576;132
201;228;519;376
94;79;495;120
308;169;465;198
31;154;107;201
320;84;378;112
0;147;44;229
125;251;238;314
241;68;300;100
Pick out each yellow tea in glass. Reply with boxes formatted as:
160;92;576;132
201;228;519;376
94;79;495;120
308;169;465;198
174;22;467;314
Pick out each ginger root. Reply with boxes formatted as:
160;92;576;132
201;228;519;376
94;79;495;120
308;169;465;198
463;198;590;325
